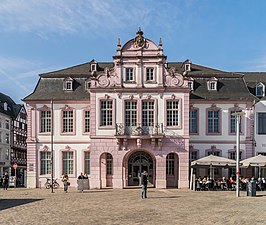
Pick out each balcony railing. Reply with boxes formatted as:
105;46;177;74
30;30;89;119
116;123;164;136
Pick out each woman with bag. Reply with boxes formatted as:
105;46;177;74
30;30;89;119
62;173;70;193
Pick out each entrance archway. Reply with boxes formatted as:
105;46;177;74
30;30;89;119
128;151;154;186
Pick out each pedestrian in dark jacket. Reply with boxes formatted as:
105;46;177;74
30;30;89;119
141;171;148;199
3;172;9;190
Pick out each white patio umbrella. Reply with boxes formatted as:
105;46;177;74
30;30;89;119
190;155;236;190
240;154;266;167
240;154;266;178
191;155;236;167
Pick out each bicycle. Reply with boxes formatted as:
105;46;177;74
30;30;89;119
44;178;60;189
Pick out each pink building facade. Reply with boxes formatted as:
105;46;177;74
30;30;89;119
24;29;256;189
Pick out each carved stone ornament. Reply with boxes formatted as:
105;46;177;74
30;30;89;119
42;145;49;151
147;94;152;99
65;145;71;151
98;75;110;88
171;94;176;100
134;27;146;48
129;95;134;100
165;71;184;87
105;94;110;99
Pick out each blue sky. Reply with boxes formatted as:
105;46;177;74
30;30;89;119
1;0;266;103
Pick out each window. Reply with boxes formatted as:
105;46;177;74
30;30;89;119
189;110;198;134
258;113;266;134
207;151;220;156
91;64;96;72
166;153;175;175
185;64;191;71
125;101;137;126
40;111;51;133
62;110;74;133
189;151;198;161
256;82;265;97
228;151;242;160
146;68;154;81
84;111;90;133
188;81;194;90
166;100;179;126
100;100;113;126
5;133;9;144
66;81;72;90
5;120;9;130
207;110;220;133
62;152;74;175
84;152;90;175
209;81;216;90
125;68;134;81
230;111;242;133
106;153;113;175
40;152;51;175
142;101;154;126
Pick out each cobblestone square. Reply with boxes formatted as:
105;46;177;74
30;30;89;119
0;188;266;225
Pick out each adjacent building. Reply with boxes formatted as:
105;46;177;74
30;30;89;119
24;29;262;189
0;92;27;186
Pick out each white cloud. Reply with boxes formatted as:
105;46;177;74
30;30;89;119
0;0;196;36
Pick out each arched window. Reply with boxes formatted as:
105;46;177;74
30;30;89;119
166;153;175;175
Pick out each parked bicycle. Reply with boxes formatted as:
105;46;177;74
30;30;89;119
45;178;60;189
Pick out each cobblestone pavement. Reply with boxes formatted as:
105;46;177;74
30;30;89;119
0;187;265;225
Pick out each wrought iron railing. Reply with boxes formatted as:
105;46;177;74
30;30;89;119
116;123;164;136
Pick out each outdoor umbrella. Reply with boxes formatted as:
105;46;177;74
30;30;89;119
190;155;236;189
240;154;266;178
191;155;236;167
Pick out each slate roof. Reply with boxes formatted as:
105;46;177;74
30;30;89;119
0;92;24;118
23;60;257;102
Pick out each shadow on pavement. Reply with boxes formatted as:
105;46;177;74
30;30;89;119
149;196;180;199
0;199;43;211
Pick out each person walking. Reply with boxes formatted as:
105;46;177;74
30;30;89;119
3;171;9;191
62;173;69;193
141;171;148;199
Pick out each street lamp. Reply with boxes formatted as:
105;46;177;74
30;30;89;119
232;111;245;197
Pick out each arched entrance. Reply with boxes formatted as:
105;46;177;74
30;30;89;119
128;151;154;186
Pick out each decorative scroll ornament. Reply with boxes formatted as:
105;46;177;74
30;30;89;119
165;69;184;87
98;75;110;87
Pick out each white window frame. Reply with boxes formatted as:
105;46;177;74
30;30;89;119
62;110;74;133
100;100;113;126
40;111;51;133
125;101;137;126
166;100;179;127
84;111;90;133
62;151;74;175
256;82;265;97
125;68;134;81
40;152;51;175
142;101;154;126
146;68;154;81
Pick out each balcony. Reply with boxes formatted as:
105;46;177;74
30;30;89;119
116;123;164;136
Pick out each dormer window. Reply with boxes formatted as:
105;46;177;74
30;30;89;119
63;77;73;91
85;80;91;90
256;82;265;97
184;59;192;72
3;102;7;111
185;64;191;72
188;80;194;90
91;60;97;72
207;77;218;91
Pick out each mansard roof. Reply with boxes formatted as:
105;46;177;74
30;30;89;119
40;61;114;78
0;92;24;118
241;72;266;100
23;60;257;102
23;77;90;101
